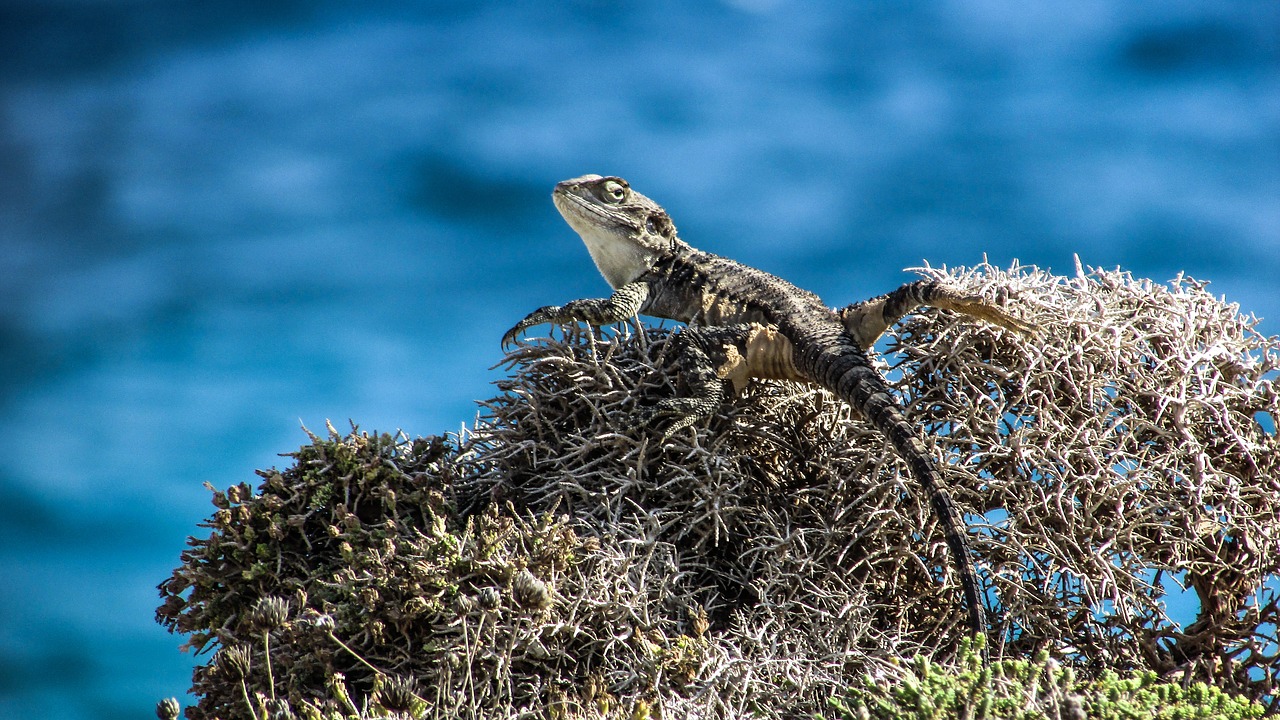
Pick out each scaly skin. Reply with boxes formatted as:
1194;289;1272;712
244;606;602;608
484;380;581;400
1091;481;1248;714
503;174;1035;641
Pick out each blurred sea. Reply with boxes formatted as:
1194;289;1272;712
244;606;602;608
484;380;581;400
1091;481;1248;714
0;2;1276;717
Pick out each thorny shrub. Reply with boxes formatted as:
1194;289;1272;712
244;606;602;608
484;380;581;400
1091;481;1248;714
157;262;1280;719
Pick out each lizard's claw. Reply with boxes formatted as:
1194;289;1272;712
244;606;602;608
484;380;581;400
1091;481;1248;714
500;322;529;350
501;305;563;349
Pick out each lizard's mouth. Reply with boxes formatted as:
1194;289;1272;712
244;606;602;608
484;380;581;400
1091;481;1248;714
552;184;638;235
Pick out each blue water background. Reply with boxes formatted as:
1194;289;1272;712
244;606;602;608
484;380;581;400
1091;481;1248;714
1;2;1276;717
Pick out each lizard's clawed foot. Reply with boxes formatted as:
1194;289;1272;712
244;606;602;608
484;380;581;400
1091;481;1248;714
943;296;1038;337
501;305;564;349
634;398;715;442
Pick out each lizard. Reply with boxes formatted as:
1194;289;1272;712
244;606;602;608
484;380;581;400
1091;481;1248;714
501;173;1035;640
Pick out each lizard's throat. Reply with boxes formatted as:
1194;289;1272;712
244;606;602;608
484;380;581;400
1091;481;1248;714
570;225;657;289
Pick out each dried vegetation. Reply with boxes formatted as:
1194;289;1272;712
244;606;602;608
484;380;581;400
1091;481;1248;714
157;262;1280;718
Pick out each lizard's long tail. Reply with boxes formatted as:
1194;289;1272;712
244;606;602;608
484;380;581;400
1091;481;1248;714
813;344;988;639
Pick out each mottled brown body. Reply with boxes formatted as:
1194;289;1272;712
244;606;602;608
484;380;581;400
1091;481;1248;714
503;175;1034;641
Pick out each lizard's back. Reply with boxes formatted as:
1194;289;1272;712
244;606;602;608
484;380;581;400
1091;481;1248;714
643;249;842;343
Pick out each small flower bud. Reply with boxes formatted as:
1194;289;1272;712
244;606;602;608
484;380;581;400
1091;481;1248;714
512;569;552;611
690;604;709;638
265;698;296;720
379;676;418;713
250;596;290;629
305;611;336;632
477;587;501;611
217;645;252;679
155;697;180;720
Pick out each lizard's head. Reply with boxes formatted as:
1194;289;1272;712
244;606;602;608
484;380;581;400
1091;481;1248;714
552;174;683;289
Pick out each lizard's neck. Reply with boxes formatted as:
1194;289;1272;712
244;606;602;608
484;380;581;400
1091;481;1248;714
571;224;663;289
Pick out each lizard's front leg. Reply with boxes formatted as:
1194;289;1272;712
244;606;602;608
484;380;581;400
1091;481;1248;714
501;281;651;348
839;279;1035;350
644;323;802;439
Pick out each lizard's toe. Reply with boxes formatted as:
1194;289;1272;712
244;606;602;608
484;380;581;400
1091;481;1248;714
634;398;714;441
951;298;1037;337
500;324;531;350
501;307;560;349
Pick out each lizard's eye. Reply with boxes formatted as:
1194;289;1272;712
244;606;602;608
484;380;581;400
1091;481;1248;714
600;180;628;204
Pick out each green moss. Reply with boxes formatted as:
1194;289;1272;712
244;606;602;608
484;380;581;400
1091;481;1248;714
823;637;1267;720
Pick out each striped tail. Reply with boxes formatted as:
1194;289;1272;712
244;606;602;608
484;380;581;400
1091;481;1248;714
821;349;987;639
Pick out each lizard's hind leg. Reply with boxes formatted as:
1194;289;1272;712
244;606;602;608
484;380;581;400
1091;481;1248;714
640;325;740;440
642;322;801;441
840;279;1035;350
